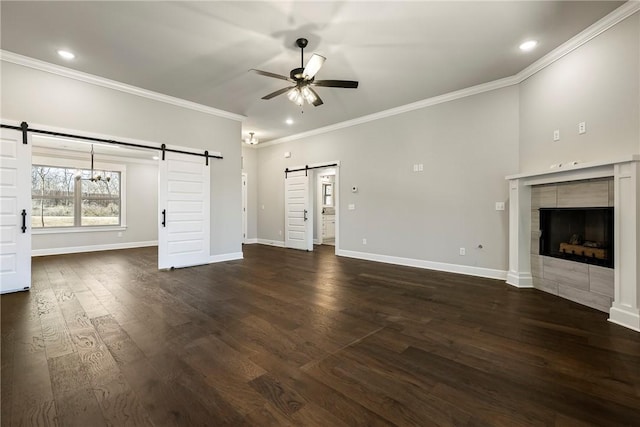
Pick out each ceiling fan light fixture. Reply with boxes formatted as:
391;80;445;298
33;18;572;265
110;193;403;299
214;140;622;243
287;87;304;106
301;86;317;104
244;132;259;145
287;88;299;102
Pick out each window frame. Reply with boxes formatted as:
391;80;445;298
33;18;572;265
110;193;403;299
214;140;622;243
31;155;127;234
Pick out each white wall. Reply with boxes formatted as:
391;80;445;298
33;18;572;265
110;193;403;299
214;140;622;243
242;145;258;240
32;151;158;254
257;86;519;272
519;12;639;172
1;61;243;256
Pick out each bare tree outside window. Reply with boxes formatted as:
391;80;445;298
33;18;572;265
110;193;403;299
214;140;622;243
31;165;121;228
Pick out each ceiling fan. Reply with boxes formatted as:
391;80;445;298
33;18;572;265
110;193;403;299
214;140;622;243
251;38;358;107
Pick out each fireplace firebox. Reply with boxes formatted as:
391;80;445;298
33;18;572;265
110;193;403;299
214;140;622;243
539;207;613;268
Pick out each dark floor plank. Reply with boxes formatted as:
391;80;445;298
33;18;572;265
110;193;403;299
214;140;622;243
1;244;639;426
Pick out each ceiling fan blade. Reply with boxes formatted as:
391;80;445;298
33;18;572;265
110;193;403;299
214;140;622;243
251;69;292;82
303;54;326;80
313;80;359;89
308;87;323;106
261;86;295;100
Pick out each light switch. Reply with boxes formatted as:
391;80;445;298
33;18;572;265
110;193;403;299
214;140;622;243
495;202;505;211
348;204;355;210
418;164;424;171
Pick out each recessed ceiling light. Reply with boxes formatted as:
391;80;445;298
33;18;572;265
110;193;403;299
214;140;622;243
57;49;75;60
285;118;294;125
519;40;538;52
152;156;159;160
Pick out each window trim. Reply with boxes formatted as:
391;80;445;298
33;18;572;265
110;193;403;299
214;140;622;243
32;154;127;232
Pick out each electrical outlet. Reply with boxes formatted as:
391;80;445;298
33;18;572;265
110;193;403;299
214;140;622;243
578;122;586;134
495;202;505;211
278;230;282;236
348;204;355;210
362;238;367;245
553;130;560;141
459;247;466;256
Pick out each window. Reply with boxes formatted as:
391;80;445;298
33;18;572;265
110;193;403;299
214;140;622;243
322;182;333;206
32;164;122;228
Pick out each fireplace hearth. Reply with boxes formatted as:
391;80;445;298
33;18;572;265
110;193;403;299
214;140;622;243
539;207;613;268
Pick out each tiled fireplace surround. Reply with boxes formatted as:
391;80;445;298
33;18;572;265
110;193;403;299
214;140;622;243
507;156;640;332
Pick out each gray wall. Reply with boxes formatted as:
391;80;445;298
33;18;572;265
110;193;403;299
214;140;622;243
1;61;242;256
519;12;640;173
32;153;158;252
242;145;258;240
257;86;519;271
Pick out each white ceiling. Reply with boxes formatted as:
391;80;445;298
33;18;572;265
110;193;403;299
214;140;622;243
1;1;624;143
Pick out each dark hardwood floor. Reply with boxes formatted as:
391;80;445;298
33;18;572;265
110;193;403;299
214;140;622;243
2;244;640;426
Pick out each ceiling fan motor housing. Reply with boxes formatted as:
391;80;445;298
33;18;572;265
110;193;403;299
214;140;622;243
290;67;310;81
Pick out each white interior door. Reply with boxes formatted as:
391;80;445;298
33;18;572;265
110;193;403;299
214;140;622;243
0;128;32;293
242;173;247;243
285;172;312;251
158;151;210;269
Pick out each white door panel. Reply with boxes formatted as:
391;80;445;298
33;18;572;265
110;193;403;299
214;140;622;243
0;128;31;293
158;152;210;269
285;172;312;251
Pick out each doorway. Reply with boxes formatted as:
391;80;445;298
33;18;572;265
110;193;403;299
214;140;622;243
283;162;339;253
315;168;337;247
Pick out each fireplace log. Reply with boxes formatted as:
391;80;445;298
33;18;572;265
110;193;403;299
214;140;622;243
559;243;607;260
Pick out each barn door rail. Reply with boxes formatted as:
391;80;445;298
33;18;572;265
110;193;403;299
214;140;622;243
1;121;223;165
285;163;338;178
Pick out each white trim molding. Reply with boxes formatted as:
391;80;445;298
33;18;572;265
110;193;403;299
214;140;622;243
261;76;519;147
0;50;246;122
243;238;259;244
336;249;508;281
260;2;640;148
515;1;640;83
32;240;157;256
209;252;243;263
257;239;285;248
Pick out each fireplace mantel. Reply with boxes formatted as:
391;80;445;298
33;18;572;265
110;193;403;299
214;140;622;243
506;155;640;332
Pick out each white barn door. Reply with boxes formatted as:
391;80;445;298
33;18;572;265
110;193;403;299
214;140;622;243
285;171;313;251
158;152;210;269
0;128;32;293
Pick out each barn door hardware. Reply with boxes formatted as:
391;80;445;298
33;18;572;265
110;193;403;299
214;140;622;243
0;122;223;161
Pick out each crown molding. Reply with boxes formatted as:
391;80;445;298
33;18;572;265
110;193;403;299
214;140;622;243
514;0;640;83
0;50;246;122
260;75;519;148
260;2;639;148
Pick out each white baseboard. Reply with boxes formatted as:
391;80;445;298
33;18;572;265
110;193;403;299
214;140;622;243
506;272;534;288
209;252;243;263
609;306;640;332
336;249;508;281
244;238;259;244
32;240;158;257
257;239;285;248
313;238;321;245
